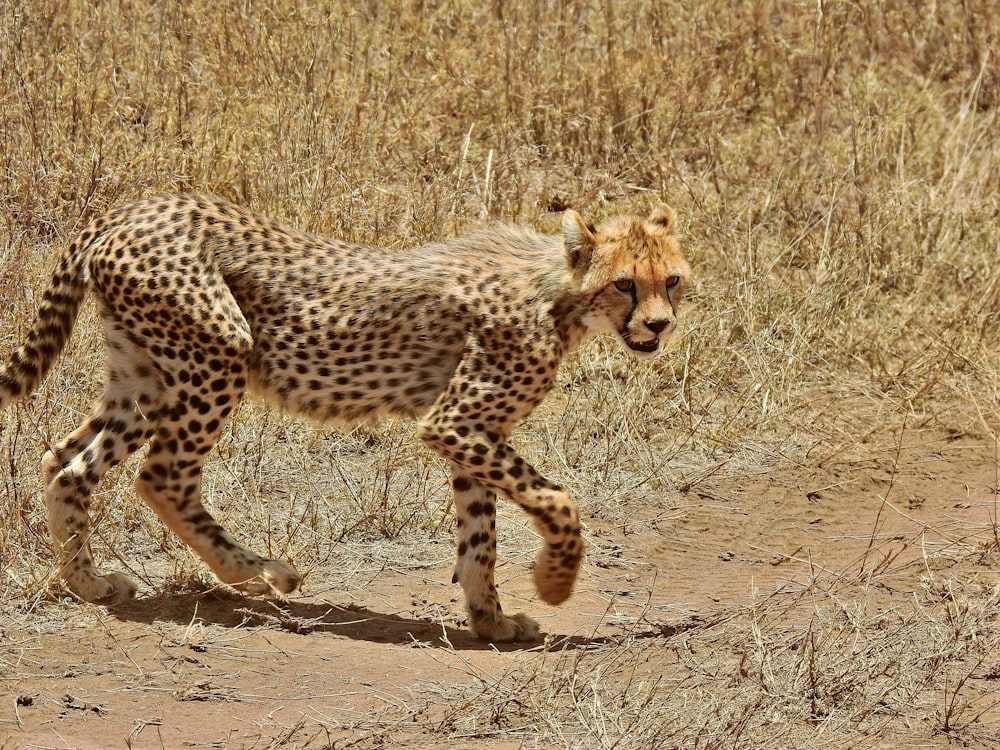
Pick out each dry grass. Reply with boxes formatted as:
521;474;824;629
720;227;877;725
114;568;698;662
2;0;1000;747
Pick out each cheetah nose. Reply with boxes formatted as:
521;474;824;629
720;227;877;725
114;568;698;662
645;319;672;334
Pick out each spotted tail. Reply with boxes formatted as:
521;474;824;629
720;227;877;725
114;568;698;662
0;238;89;409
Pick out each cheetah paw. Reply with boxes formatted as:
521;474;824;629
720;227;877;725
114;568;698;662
533;547;581;605
234;559;301;599
64;570;138;605
470;611;541;643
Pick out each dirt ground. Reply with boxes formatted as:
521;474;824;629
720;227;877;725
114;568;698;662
3;426;998;750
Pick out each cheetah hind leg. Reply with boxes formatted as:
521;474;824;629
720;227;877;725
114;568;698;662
41;384;157;604
133;474;302;599
114;289;300;599
452;472;541;642
134;428;302;599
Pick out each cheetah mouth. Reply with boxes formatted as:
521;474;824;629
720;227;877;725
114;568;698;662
622;334;659;354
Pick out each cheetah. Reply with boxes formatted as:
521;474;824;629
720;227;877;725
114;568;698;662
0;195;691;642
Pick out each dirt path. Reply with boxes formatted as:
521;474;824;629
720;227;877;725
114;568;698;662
3;430;999;749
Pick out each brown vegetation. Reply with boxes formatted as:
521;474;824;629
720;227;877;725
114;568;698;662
1;0;999;747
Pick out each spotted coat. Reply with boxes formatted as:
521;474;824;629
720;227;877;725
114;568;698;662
0;195;691;642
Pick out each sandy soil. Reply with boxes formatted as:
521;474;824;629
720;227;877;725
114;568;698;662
2;428;998;749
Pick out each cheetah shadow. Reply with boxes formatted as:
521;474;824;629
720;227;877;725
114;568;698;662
109;591;611;652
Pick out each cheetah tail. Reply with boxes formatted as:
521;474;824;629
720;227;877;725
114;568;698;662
0;239;89;410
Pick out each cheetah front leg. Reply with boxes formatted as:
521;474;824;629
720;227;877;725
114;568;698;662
418;341;583;641
451;469;540;642
420;422;583;641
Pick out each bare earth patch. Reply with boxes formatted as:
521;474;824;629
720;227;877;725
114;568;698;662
4;429;998;749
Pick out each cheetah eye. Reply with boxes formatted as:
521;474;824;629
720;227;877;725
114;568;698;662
613;279;635;293
665;276;681;289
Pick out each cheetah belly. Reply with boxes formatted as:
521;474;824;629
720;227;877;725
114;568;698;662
245;314;468;424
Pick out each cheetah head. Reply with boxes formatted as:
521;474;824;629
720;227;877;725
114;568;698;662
563;203;691;359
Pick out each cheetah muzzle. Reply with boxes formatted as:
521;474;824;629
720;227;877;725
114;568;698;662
0;194;691;643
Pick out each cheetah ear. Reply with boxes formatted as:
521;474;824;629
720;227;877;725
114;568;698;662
562;209;595;272
647;203;677;235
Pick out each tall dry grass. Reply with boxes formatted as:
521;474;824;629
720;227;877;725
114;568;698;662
2;0;999;746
